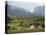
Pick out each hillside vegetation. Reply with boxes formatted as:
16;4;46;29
7;16;45;33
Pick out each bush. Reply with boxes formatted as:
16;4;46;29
12;27;15;30
7;25;11;30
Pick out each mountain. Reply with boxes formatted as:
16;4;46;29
33;6;45;16
7;5;32;17
7;4;45;17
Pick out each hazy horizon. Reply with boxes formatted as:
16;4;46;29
7;1;44;13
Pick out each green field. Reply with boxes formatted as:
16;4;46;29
7;16;45;33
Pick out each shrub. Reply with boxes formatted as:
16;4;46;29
7;25;11;30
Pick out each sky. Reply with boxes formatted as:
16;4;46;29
7;0;44;13
7;0;45;3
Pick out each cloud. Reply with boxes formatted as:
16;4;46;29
7;1;44;13
7;0;45;4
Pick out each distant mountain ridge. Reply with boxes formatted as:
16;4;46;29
7;5;32;17
33;6;45;16
7;4;45;17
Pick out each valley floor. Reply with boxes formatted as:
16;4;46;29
6;16;45;33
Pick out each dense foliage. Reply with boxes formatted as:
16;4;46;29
7;16;45;33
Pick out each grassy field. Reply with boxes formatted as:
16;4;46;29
7;16;45;33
